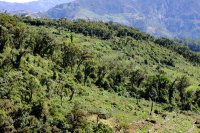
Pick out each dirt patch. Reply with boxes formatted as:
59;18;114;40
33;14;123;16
128;120;152;133
87;114;120;129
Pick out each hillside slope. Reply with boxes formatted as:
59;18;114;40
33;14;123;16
0;14;200;132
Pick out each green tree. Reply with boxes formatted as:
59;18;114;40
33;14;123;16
175;76;190;109
12;24;27;49
168;79;177;105
66;104;93;132
83;60;96;85
145;74;169;103
62;43;80;73
95;66;108;88
0;110;15;132
70;34;74;43
130;69;145;88
195;90;200;107
21;76;41;103
32;29;55;57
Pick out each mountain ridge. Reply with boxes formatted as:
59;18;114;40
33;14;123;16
1;0;200;39
45;0;200;39
0;0;74;12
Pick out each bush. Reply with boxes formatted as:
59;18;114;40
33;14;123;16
94;123;113;133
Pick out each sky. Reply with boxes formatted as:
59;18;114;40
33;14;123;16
0;0;37;3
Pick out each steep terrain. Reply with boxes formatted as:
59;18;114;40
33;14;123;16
1;0;200;39
0;14;200;132
46;0;200;39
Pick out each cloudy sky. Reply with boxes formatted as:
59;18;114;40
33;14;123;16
0;0;37;3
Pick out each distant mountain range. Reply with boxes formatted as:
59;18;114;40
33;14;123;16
45;0;200;39
1;0;200;39
0;0;74;12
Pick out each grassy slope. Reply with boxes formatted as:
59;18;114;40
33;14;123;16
65;28;200;85
1;14;200;132
48;85;200;133
14;25;200;132
57;27;200;132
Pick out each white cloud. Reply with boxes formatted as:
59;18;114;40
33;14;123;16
0;0;38;3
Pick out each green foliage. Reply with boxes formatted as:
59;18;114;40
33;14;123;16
0;109;15;132
155;38;200;64
0;25;10;52
0;14;200;132
94;123;113;133
0;13;19;28
130;69;145;88
32;29;55;57
145;74;170;103
12;23;28;49
66;104;93;132
176;38;200;52
62;43;80;72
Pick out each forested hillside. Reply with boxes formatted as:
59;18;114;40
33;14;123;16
0;14;200;132
176;38;200;52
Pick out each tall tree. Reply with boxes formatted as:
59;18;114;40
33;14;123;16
12;24;27;49
33;29;55;57
168;79;177;104
83;60;96;85
130;69;145;88
62;43;80;73
175;76;190;108
145;74;169;103
0;25;10;52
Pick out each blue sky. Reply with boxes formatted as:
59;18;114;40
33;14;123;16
1;0;37;3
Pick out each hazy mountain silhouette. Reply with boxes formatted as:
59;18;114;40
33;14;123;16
0;0;74;12
46;0;200;39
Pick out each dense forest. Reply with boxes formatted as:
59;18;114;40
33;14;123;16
175;38;200;52
0;14;200;132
